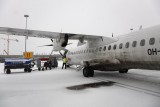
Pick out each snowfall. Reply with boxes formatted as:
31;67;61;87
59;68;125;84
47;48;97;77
0;61;160;107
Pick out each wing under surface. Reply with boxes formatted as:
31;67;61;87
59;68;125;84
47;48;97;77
0;27;117;43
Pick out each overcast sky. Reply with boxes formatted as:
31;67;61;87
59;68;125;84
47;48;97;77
0;0;160;55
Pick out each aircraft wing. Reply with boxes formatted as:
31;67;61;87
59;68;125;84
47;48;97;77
0;27;117;43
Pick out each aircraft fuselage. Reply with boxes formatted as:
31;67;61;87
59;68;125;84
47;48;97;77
67;25;160;71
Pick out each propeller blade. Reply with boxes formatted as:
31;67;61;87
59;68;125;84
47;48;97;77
37;44;53;47
51;39;53;42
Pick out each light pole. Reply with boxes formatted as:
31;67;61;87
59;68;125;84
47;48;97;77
24;14;29;52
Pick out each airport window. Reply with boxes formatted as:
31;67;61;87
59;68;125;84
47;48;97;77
119;43;123;49
108;45;111;50
113;44;117;50
125;42;129;48
103;46;106;51
132;41;137;47
149;38;155;45
140;39;145;46
99;47;102;51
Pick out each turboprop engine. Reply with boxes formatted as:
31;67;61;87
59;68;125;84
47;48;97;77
53;33;69;51
38;33;70;51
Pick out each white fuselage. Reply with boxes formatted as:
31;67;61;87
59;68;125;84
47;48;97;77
67;25;160;71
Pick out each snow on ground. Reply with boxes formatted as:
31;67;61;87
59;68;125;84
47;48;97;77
0;62;160;107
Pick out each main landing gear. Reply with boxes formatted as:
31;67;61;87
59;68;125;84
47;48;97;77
83;66;94;77
119;69;128;73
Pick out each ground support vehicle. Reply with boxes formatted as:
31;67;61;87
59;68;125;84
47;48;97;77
37;57;58;71
37;58;51;71
4;58;33;74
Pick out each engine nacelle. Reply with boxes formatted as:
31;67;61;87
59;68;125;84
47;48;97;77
53;34;69;51
61;34;69;47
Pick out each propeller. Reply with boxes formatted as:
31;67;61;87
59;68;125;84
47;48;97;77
61;34;69;47
59;49;68;57
37;44;53;47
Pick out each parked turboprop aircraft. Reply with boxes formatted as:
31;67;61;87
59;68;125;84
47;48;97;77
0;25;160;77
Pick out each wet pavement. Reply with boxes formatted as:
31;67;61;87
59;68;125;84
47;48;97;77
66;81;115;90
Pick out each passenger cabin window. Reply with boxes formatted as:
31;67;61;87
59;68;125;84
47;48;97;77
103;46;106;51
125;42;129;48
132;41;137;47
140;39;145;46
149;38;155;45
119;43;123;49
86;50;88;53
99;47;102;51
108;45;111;50
95;48;98;52
113;44;117;50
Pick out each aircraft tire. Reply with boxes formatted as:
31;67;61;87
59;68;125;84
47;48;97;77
89;68;94;77
119;69;128;73
6;69;11;74
83;67;94;77
83;67;89;77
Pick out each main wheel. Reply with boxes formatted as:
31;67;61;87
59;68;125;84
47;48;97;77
89;68;94;77
83;67;94;77
119;69;128;73
83;67;89;77
6;69;11;74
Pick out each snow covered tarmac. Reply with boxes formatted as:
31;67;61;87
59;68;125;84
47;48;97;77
0;63;160;107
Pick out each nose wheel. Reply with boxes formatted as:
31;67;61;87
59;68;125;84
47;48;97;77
83;67;94;77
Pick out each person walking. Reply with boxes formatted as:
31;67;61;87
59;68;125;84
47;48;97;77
62;57;67;69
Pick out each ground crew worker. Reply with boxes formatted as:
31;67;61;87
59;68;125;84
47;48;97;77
62;57;67;69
